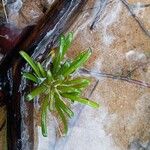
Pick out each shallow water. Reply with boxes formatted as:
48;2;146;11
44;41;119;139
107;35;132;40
36;0;150;150
0;0;150;150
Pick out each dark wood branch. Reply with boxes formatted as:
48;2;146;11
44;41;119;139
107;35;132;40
0;120;6;131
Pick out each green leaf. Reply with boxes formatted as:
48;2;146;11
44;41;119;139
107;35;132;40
63;49;92;77
56;60;71;77
61;92;80;97
27;85;47;101
47;70;53;81
22;72;38;83
56;104;68;134
37;62;46;77
58;86;81;95
52;32;73;75
62;32;73;58
41;97;48;137
19;51;41;77
64;78;90;85
52;35;65;74
55;92;74;118
61;93;99;108
63;78;91;89
49;90;55;111
37;77;46;84
71;83;90;90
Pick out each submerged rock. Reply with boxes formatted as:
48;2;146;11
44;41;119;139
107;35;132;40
0;0;149;149
36;0;150;150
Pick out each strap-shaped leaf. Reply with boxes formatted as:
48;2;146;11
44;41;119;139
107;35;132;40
55;92;74;118
63;78;91;89
58;86;81;95
27;85;47;101
37;77;46;84
71;83;90;90
62;32;73;59
60;92;80;97
64;78;90;85
56;60;71;77
52;35;65;74
53;33;73;75
19;51;41;77
22;72;38;83
61;93;99;108
41;97;48;137
47;70;53;81
63;49;92;77
37;62;47;77
56;104;68;134
49;90;55;111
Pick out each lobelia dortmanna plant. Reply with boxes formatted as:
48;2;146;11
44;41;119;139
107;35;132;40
19;32;100;137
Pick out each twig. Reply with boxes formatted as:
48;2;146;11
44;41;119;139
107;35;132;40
90;0;108;30
0;34;9;39
1;0;8;23
131;3;150;8
89;80;99;97
80;68;150;88
120;0;150;38
82;0;113;13
126;61;150;77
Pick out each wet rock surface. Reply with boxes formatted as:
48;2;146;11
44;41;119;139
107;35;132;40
36;0;150;150
6;0;54;28
0;0;150;150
